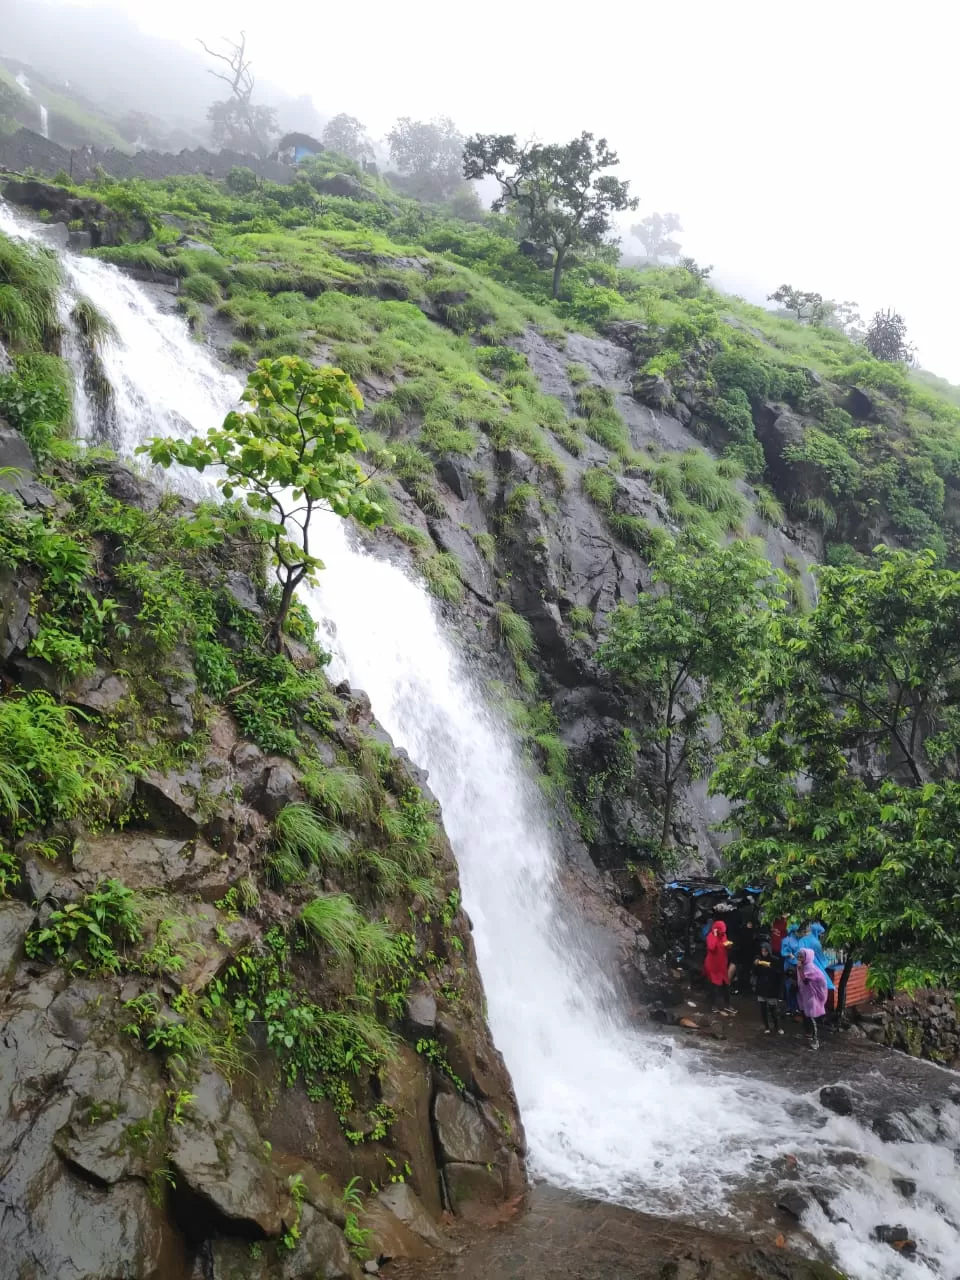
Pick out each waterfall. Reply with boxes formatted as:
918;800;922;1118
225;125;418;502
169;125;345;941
39;105;49;140
2;198;959;1279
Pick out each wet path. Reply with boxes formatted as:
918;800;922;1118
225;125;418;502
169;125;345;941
387;1184;842;1280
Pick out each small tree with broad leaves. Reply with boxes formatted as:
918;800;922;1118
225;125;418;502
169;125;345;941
139;358;383;648
598;537;782;851
463;131;638;298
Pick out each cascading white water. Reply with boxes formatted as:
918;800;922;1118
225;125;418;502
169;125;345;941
2;198;959;1279
39;106;49;141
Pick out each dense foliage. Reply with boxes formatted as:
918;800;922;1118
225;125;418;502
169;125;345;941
715;551;960;993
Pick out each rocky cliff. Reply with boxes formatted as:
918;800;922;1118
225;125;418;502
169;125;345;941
0;441;525;1279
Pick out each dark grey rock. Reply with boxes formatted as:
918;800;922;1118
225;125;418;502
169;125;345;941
775;1188;809;1220
873;1224;909;1244
436;457;470;500
257;762;303;819
72;831;226;896
819;1085;854;1116
83;457;164;511
848;385;876;419
279;1203;358;1278
224;569;263;616
442;1162;504;1216
2;177;152;246
375;1183;443;1248
169;1071;281;1235
433;1092;498;1165
68;669;130;713
407;987;437;1033
136;766;205;836
872;1114;908;1143
0;900;35;981
892;1177;917;1198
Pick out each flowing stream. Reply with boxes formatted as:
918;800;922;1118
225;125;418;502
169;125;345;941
2;200;960;1279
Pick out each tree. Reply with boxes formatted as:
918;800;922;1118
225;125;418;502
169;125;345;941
865;308;914;363
715;550;960;997
322;114;374;164
631;212;683;263
199;32;277;158
677;257;713;294
387;117;464;200
813;299;864;340
139;358;383;648
767;284;823;323
462;131;638;298
598;538;781;850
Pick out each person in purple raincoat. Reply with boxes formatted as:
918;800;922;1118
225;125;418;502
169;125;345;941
797;947;828;1051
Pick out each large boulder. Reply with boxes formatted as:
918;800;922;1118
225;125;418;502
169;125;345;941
442;1162;504;1219
379;1046;442;1217
433;1092;498;1165
169;1072;282;1236
279;1204;360;1279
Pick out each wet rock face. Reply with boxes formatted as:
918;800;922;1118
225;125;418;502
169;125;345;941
2;178;153;247
170;1072;282;1237
0;446;525;1276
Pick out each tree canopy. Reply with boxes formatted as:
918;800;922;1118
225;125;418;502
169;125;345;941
767;284;823;324
715;550;960;993
631;212;683;263
139;357;383;646
462;131;638;297
322;114;374;165
387;117;464;200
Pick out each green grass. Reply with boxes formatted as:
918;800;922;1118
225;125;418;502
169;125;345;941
300;894;395;972
301;764;372;821
273;802;352;874
0;233;61;350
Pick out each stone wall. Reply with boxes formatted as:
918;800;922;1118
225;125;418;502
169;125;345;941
0;126;294;185
851;990;960;1067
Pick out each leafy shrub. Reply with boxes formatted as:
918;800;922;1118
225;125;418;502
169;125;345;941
711;350;770;402
26;879;142;972
0;354;72;459
0;693;121;831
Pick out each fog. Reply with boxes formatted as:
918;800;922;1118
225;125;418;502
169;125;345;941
5;0;958;381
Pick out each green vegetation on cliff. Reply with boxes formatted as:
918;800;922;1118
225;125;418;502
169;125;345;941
5;134;960;1007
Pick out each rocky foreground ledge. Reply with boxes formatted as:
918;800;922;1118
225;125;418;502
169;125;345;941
0;441;524;1279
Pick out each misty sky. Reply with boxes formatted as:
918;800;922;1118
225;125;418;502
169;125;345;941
37;1;960;380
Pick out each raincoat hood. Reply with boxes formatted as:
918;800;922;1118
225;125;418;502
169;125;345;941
798;948;820;978
713;920;727;935
787;922;800;935
809;923;826;939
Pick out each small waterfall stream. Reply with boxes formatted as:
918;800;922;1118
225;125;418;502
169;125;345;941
2;200;959;1279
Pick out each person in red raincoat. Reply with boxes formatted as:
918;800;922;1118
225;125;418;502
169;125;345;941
703;919;735;1014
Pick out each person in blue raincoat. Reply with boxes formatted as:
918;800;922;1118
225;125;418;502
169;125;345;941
779;922;802;1014
798;922;835;990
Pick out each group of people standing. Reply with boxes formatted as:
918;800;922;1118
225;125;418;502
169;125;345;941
701;908;835;1050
